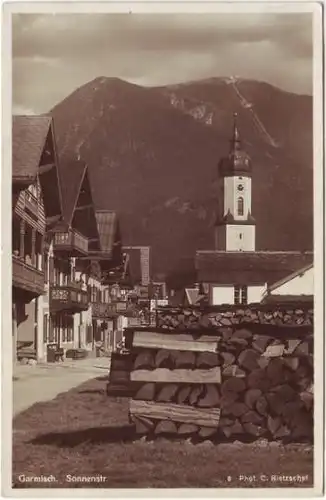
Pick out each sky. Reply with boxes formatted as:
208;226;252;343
12;12;313;115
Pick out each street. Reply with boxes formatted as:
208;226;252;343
13;357;110;416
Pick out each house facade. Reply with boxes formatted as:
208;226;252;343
12;116;63;362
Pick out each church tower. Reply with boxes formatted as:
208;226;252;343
215;113;256;251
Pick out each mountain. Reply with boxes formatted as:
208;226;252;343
50;76;313;283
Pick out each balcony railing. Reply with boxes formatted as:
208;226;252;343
50;282;89;313
53;229;88;256
12;255;45;297
91;300;130;319
92;302;118;319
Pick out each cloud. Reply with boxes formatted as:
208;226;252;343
12;13;312;113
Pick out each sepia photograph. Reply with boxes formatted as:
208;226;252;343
2;1;324;496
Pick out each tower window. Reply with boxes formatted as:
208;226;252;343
237;196;244;216
239;233;243;240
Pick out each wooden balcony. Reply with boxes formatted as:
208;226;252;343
12;255;45;298
92;302;118;319
50;282;89;313
53;229;88;256
91;300;129;319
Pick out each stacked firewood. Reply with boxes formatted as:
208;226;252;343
156;305;313;330
123;323;313;441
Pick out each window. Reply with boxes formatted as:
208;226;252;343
234;285;248;305
239;233;243;240
234;286;240;305
241;286;248;305
62;314;73;343
237;197;244;216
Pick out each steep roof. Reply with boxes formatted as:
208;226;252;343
12;115;52;182
56;157;86;226
268;262;313;292
196;251;313;286
95;211;120;257
262;294;313;304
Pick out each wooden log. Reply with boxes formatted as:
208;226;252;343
156;384;179;402
132;331;219;352
299;391;313;411
286;339;301;355
223;402;248;418
270;384;296;403
219;416;234;427
266;358;285;386
221;419;243;438
189;385;204;406
220;327;233;341
267;415;282;436
132;415;155;434
293;341;309;356
283;357;299;371
262;344;285;357
130;367;221;384
222;365;246;378
241;410;263;425
281;400;304;421
129;400;221;427
178;423;199;436
221;352;235;367
155;349;174;369
256;396;269;416
229;338;248;348
242;422;266;437
134;351;155;370
173;351;196;369
265;393;284;416
252;335;272;354
257;357;270;369
244;389;262;409
220;392;239;409
196;352;220;368
198;427;217;438
197;385;220;408
221;377;246;395
154;420;178;435
232;328;253;340
238;349;260;371
134;383;156;401
176;385;192;404
273;424;291;439
247;369;270;391
109;369;130;384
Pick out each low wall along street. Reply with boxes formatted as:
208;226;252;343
111;303;313;442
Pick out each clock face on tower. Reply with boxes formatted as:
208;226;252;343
237;184;244;192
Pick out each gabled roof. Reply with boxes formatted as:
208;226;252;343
12;115;52;182
262;294;313;304
12;115;63;228
185;288;200;305
56;158;87;226
95;211;120;257
196;251;313;286
268;263;313;293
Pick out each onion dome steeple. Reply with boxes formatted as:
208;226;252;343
219;112;252;176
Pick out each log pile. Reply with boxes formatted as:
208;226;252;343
112;304;314;442
156;304;313;331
